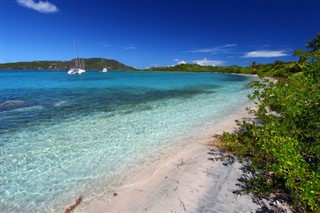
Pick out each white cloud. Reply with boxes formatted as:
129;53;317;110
187;48;215;53
124;46;136;50
174;59;187;65
185;44;237;53
177;60;187;65
192;58;224;66
17;0;59;13
223;44;237;47
243;50;288;58
123;44;136;50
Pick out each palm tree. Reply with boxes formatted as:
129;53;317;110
305;33;320;62
306;33;320;52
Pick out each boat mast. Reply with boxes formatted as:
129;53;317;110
73;38;80;68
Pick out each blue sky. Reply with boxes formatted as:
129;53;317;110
1;0;319;68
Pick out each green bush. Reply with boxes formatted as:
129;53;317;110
222;62;320;212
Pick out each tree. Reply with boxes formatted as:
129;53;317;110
306;33;320;53
250;61;260;74
295;33;320;62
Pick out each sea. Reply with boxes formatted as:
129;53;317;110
0;70;257;212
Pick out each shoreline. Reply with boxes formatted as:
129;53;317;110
73;106;263;213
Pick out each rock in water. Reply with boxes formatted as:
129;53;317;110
0;100;26;110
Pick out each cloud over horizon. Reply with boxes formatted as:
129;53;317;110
243;50;288;58
192;58;224;66
17;0;59;13
123;44;136;50
174;59;187;65
124;46;136;50
185;44;237;54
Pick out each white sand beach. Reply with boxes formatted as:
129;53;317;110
71;107;274;213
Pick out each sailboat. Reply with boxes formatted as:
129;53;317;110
68;39;86;75
101;67;108;72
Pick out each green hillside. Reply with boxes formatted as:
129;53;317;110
0;58;136;71
145;63;251;73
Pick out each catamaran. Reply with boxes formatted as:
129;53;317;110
68;39;86;75
101;67;108;72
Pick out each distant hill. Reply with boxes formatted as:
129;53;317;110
0;58;136;71
145;63;252;74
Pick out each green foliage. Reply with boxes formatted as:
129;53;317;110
253;61;291;78
222;35;320;211
222;61;320;211
146;63;252;74
306;33;320;53
295;33;320;63
0;58;136;71
82;58;136;70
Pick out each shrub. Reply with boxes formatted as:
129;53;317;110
222;62;320;212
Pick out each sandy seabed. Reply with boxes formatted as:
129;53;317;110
72;107;285;213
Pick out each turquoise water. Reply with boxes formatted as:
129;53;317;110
0;70;256;212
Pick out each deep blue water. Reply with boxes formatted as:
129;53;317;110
0;70;256;212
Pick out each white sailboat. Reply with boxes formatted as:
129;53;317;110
68;39;86;75
101;67;108;72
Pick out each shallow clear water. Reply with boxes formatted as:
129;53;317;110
0;70;256;212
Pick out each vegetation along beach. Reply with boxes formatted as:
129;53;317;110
1;0;319;212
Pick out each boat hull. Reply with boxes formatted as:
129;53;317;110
68;68;86;75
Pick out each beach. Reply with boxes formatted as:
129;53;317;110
74;107;264;213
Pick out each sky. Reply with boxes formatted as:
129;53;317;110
1;0;319;69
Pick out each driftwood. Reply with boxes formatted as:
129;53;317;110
65;196;82;213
